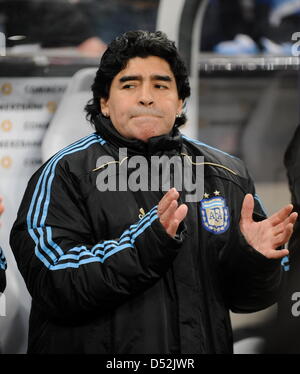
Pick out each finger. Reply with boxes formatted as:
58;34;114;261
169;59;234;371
273;223;294;247
158;188;179;217
289;211;298;225
268;204;294;226
240;194;254;223
167;204;188;237
272;212;298;237
265;248;289;260
174;204;188;223
167;218;179;238
273;221;285;236
160;199;178;226
158;189;178;219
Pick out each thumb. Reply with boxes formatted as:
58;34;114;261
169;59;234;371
240;194;254;224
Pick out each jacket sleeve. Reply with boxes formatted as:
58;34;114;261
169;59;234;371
10;162;186;322
219;173;282;313
0;246;7;293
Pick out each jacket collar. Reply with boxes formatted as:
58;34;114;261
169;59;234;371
95;114;183;156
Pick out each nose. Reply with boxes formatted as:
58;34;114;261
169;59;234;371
139;84;154;106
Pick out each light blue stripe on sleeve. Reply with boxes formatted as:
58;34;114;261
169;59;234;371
27;134;105;265
26;132;159;270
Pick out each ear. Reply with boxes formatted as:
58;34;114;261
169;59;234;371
177;99;183;115
100;98;109;116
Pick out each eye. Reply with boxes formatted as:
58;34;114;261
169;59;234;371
155;84;168;89
122;84;135;89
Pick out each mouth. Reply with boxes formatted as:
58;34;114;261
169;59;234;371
131;115;161;123
129;109;163;119
131;114;161;119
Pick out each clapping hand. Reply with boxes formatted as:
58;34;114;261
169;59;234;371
158;188;188;238
239;194;298;259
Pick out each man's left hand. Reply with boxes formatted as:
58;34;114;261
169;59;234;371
239;194;298;259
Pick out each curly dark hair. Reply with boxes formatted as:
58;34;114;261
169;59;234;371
85;30;191;130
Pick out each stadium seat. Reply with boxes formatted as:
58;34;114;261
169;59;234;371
41;67;97;162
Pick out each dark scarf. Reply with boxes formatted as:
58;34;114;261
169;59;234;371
94;114;183;157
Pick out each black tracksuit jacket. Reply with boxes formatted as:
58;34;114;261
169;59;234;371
10;117;282;354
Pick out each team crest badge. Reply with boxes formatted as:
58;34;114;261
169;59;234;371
200;195;230;234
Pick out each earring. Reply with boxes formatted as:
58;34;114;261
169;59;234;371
176;113;181;118
103;112;109;118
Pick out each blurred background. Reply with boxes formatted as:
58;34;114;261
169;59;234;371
0;0;299;354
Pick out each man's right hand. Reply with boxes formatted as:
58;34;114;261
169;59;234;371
158;188;188;238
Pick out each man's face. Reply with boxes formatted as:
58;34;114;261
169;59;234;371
100;56;183;142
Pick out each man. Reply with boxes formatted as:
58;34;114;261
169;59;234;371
261;123;300;353
280;122;300;323
10;30;297;354
0;196;7;293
